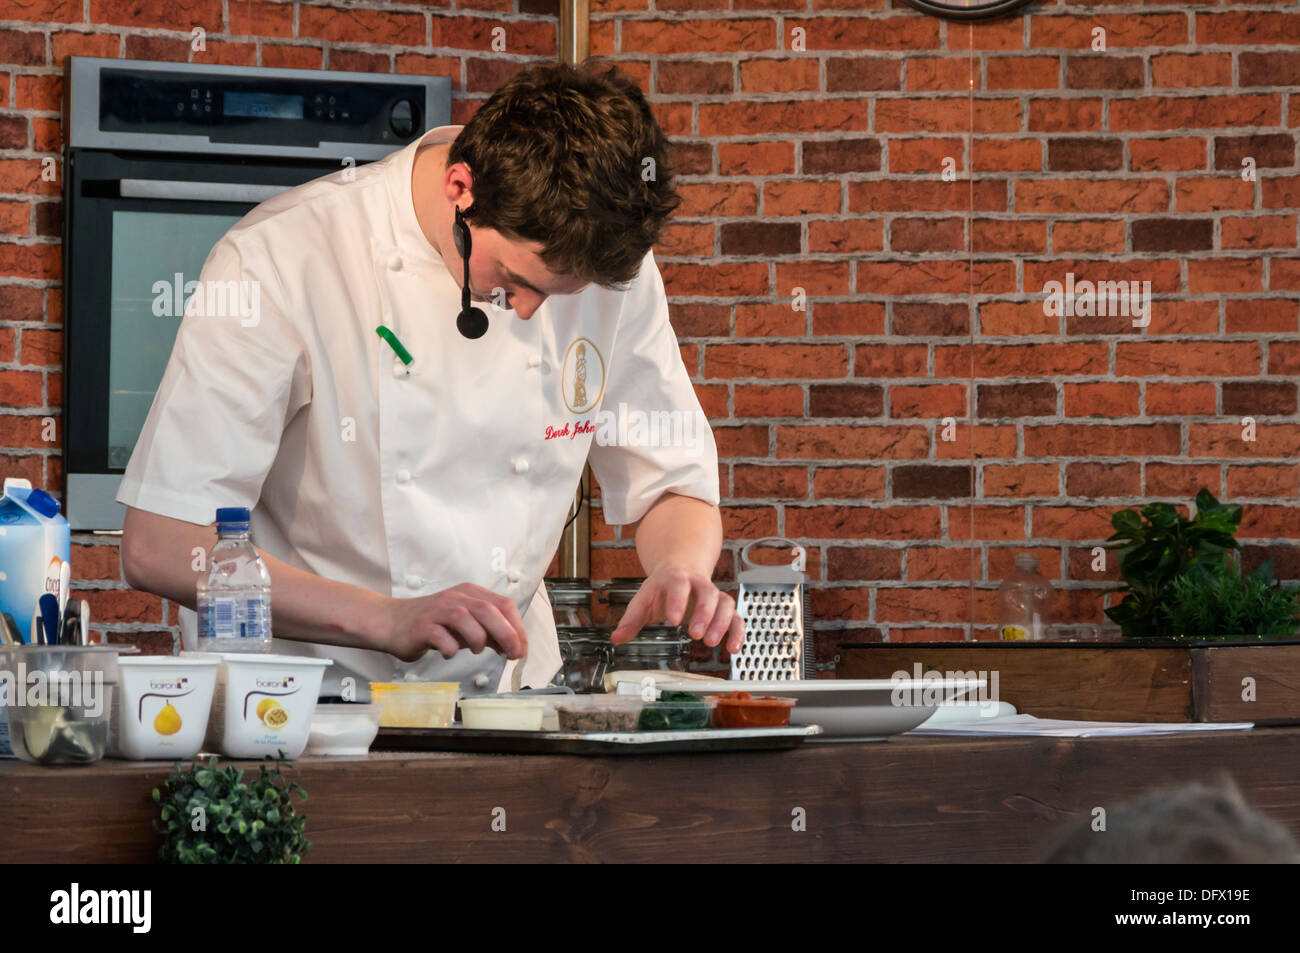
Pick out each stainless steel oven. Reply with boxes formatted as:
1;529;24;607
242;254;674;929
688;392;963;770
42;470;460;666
61;57;450;529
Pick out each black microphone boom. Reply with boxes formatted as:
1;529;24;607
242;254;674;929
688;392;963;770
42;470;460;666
453;204;490;340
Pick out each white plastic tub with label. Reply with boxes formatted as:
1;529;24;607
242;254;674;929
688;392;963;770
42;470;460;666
112;655;220;760
183;651;331;758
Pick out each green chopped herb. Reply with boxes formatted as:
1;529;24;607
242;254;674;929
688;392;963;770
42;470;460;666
638;690;710;731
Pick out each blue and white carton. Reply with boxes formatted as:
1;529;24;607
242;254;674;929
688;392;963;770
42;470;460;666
0;477;72;756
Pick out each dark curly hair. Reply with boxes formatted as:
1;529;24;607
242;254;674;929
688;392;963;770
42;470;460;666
447;61;682;291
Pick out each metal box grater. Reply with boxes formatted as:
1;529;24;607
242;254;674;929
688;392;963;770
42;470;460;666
730;537;813;681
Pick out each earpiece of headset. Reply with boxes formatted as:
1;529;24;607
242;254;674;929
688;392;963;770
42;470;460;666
453;204;489;340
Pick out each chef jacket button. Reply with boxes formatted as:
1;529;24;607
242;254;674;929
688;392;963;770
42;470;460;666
473;673;490;689
405;574;422;590
512;457;530;475
392;358;409;379
508;571;521;584
527;355;541;368
389;254;403;271
396;468;411;484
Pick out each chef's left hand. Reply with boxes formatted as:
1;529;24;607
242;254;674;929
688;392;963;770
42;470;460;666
610;565;745;656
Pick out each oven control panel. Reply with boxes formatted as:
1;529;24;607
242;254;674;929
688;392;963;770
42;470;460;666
66;57;450;159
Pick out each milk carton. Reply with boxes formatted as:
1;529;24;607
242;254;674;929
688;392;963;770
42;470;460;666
0;477;72;756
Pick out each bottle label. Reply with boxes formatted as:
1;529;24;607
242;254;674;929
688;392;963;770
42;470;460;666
1000;624;1029;641
211;597;237;639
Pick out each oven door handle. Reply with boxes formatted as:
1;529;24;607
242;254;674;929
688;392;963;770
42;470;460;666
116;179;292;204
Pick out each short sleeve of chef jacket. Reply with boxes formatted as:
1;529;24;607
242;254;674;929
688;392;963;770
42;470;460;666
115;233;310;526
585;251;720;526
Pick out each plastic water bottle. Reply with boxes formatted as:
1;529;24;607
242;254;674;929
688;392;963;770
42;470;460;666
998;553;1053;641
197;507;272;653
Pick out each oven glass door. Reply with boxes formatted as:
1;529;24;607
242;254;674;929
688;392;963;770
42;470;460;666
108;208;244;468
65;150;342;528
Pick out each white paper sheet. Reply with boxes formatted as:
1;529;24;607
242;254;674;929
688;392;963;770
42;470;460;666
907;713;1254;737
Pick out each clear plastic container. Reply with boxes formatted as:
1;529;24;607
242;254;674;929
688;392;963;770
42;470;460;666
112;655;220;760
709;692;797;729
369;681;459;728
0;644;137;764
306;703;380;755
458;696;546;731
554;695;644;732
636;690;716;731
197;507;273;653
998;553;1054;641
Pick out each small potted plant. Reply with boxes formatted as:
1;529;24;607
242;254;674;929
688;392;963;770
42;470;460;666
1106;488;1300;642
153;755;310;864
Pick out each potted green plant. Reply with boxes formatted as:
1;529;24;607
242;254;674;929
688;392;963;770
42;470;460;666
1106;489;1300;642
153;755;310;864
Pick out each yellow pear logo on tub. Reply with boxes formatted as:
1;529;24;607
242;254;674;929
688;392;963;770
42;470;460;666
257;698;289;729
153;703;182;735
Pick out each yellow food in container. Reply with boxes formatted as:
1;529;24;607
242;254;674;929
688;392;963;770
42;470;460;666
368;681;460;728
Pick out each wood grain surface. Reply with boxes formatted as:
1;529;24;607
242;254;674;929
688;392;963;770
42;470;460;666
2;729;1297;863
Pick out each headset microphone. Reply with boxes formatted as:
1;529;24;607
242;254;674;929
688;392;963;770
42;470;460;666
453;204;489;340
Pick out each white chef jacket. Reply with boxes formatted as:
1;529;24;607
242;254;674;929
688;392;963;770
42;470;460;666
116;125;720;698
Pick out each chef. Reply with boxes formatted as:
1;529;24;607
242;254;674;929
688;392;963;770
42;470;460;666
117;63;744;697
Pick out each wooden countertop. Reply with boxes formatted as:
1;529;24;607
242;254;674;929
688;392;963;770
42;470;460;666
4;727;1297;863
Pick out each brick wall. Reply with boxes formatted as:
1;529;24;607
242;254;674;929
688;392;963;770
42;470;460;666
0;0;558;647
580;0;1300;666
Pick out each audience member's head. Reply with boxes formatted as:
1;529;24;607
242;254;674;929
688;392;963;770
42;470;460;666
1039;775;1300;863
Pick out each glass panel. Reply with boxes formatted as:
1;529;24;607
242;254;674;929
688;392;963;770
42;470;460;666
107;210;243;469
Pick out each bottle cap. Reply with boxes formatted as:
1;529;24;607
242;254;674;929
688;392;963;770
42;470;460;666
1014;552;1039;571
215;506;251;527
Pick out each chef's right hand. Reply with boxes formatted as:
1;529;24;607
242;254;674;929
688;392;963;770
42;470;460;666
381;583;528;662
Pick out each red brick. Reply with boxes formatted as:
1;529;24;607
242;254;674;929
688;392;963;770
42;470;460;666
809;383;883;418
1146;381;1216;415
935;424;1017;460
776;424;930;460
1226;465;1300;499
1130;137;1208;172
1145;463;1221;499
983;463;1059;498
812;300;885;336
1066;462;1142;498
906;546;973;581
945;342;1109;377
1052;219;1127;253
72;542;122;582
855;344;927;378
809;588;872;623
1268;342;1300;375
826;547;903;582
0;369;43;407
1223;381;1297;416
733;464;806;499
1110;95;1280;132
300;5;426;45
84;588;163;624
712;425;769;458
1067;546;1122;584
978;300;1057;336
228;0;294;37
6;0;80;24
808;218;885;255
1024;423;1182;457
700;99;869;137
1151;53;1233;89
706;344;847;380
1014;178;1167;214
849;179;1007;213
876;587;973;623
1063;382;1140;417
1221;215;1298;250
659;262;766;297
889;384;966;419
733;384;803;418
1115;341;1261;377
718;141;794;177
721;506;779;539
1189;423;1300;458
786;505;942;539
812;466;886;500
92;0;222;28
1030;506;1116;540
947;505;1025;541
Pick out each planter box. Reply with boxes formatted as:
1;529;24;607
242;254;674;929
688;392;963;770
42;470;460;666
835;640;1300;725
